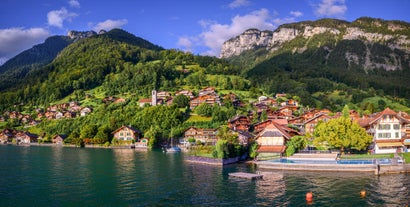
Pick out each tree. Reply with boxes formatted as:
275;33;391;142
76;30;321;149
195;103;213;116
172;94;190;108
285;136;307;156
313;117;372;152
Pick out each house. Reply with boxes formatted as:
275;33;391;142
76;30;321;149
139;98;153;107
189;94;221;109
175;90;194;99
112;126;141;142
183;127;218;145
229;129;254;145
157;91;171;99
198;87;216;96
359;108;410;154
398;111;410;149
253;119;289;133
0;129;14;143
303;113;332;135
15;131;38;144
80;107;92;116
228;115;250;131
52;134;67;144
255;123;294;159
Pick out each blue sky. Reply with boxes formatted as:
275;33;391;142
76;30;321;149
1;0;409;64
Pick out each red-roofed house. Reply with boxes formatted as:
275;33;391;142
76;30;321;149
359;108;409;154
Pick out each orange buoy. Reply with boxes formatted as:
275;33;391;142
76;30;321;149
360;190;366;198
306;192;313;200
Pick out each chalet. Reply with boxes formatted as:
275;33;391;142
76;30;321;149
80;107;92;116
15;131;38;144
112;126;141;142
229;129;254;145
228;115;250;131
359;108;409;154
275;93;287;98
278;106;298;119
157;91;171;99
398;112;410;149
253;119;289;133
189;94;221;109
55;111;64;119
52;134;67;144
255;123;294;159
303;113;332;135
198;87;216;96
0;129;14;143
175;90;194;99
223;93;242;107
183;127;218;145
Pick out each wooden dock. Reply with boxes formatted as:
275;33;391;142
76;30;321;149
228;172;263;180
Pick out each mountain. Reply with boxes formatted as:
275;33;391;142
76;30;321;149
221;17;410;103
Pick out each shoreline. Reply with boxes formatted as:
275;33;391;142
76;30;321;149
5;143;410;174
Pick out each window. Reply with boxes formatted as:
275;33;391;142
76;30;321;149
378;124;390;130
393;124;400;130
377;133;392;138
120;132;124;137
395;132;399;138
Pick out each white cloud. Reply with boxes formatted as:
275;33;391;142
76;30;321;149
228;0;251;9
290;11;303;17
314;0;347;18
68;0;80;8
197;9;275;56
0;28;50;63
92;19;128;32
47;7;78;28
177;37;193;52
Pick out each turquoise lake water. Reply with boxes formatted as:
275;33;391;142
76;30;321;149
0;145;409;206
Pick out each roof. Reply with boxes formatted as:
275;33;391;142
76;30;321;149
112;125;141;134
255;123;292;140
359;108;410;127
257;145;286;153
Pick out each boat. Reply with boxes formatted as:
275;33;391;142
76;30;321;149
164;146;181;153
163;137;181;153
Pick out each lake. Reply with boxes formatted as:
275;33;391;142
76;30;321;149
0;145;409;206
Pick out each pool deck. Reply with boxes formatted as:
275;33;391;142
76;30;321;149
256;153;410;175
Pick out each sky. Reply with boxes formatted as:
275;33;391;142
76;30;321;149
1;0;410;65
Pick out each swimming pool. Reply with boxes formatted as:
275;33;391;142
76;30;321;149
269;158;392;165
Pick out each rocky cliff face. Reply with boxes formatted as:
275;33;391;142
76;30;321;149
220;17;410;71
67;30;97;40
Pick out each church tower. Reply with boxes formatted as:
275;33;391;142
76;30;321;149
151;90;157;106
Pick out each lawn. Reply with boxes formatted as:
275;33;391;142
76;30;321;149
400;152;410;163
341;153;394;159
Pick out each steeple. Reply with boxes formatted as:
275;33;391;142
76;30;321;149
151;90;157;106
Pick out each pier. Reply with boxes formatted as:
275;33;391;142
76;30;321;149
228;172;263;180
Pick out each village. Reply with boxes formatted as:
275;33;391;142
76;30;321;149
1;86;410;160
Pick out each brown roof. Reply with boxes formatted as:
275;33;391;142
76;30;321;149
257;145;286;153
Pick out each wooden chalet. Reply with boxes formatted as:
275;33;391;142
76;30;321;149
112;126;141;142
175;90;194;99
189;94;221;109
229;129;254;145
228;115;250;131
52;134;67;144
183;127;218;145
303;113;332;135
